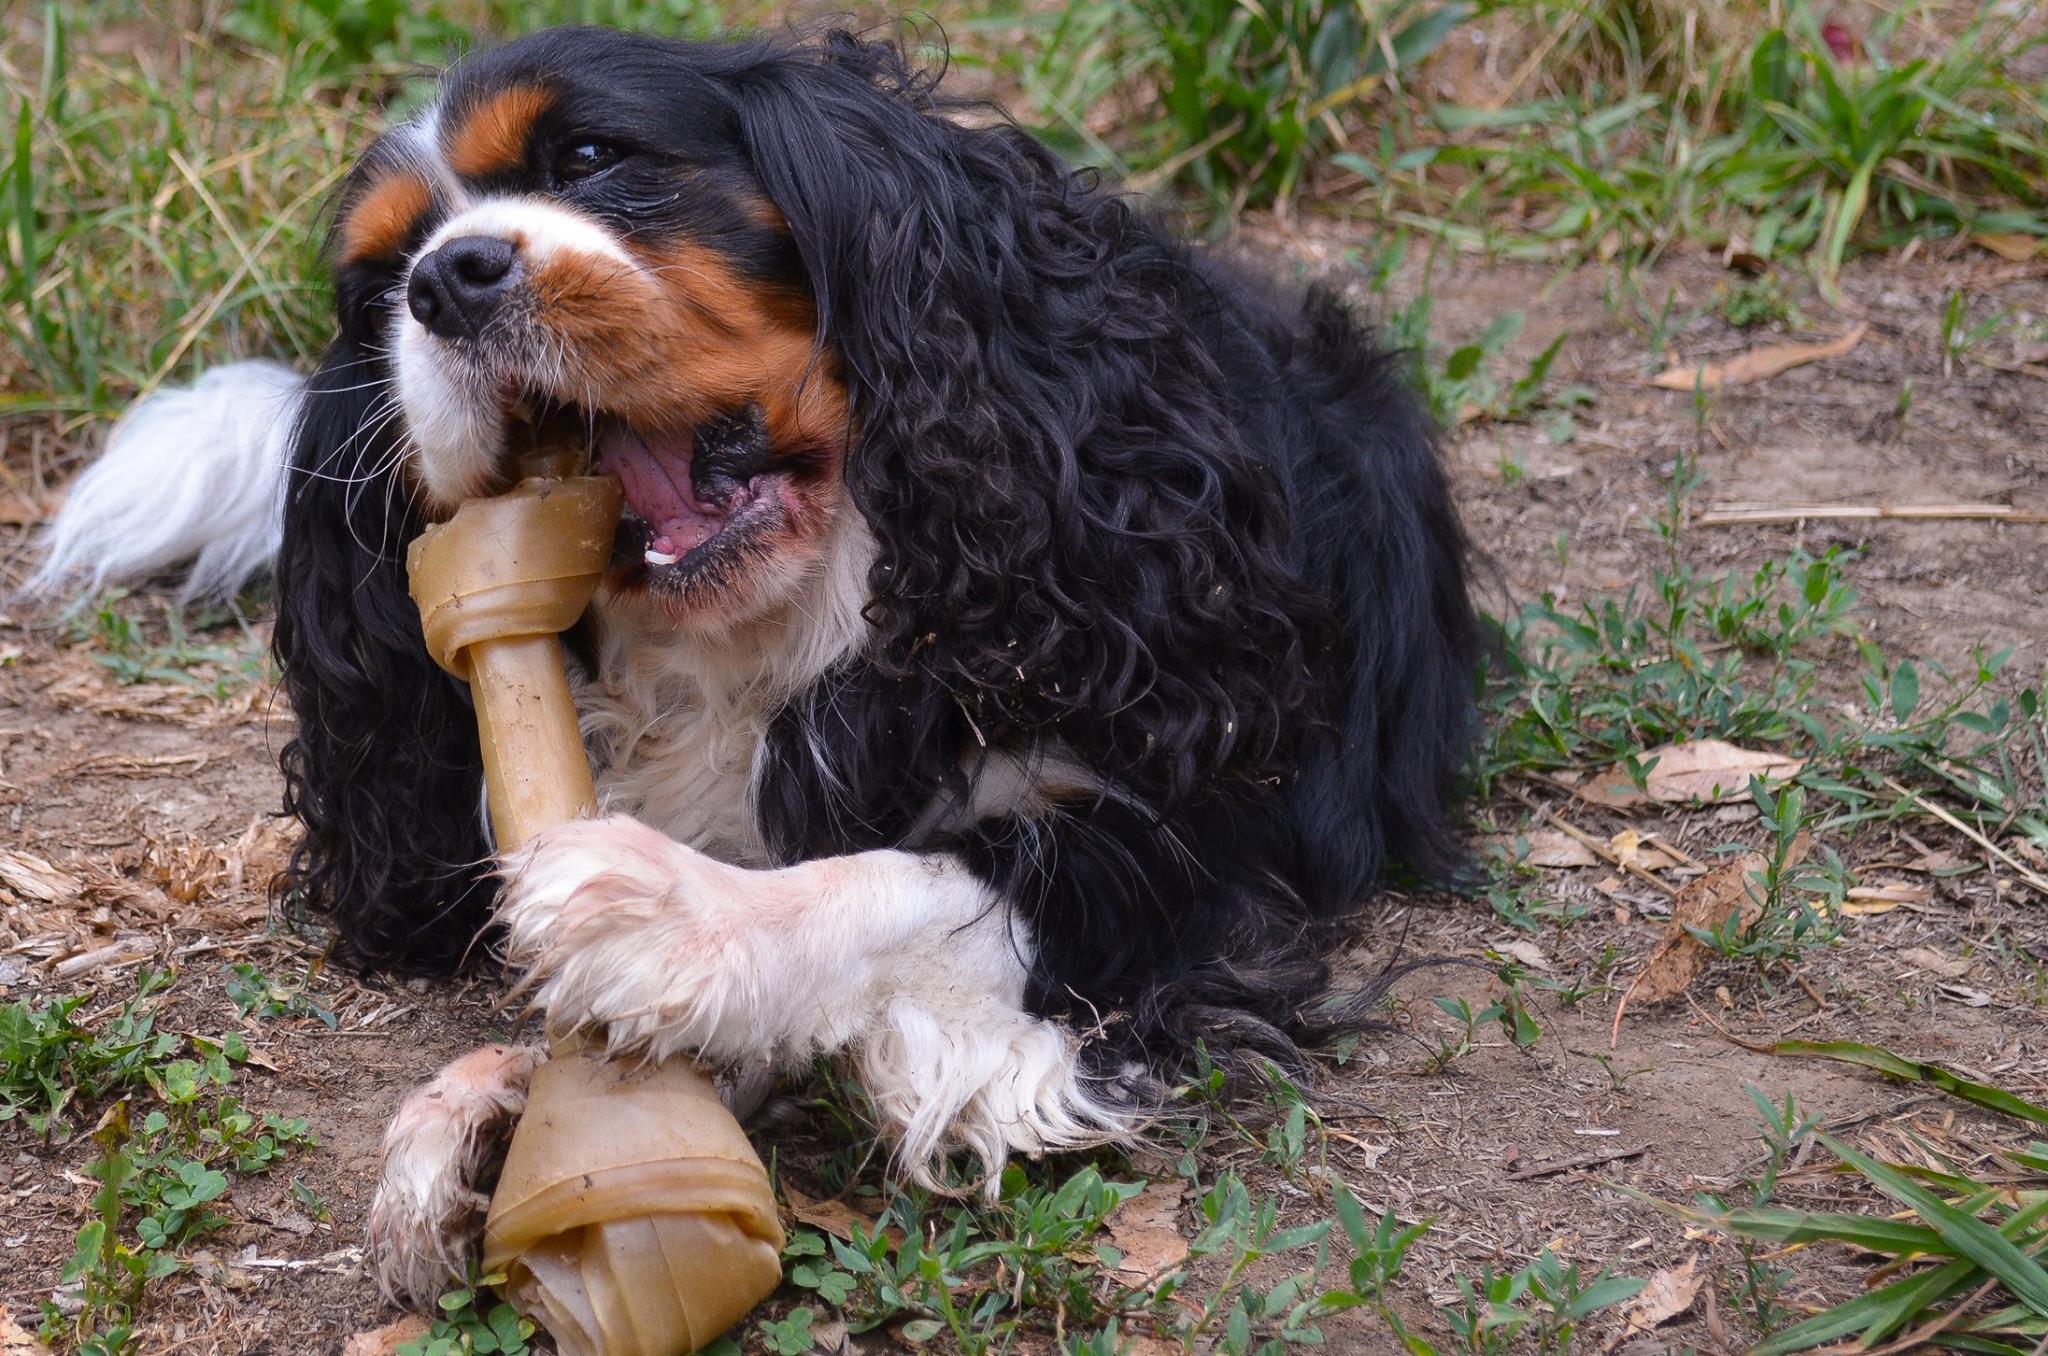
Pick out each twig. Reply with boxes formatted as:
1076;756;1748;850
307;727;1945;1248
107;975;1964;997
1505;1142;1650;1181
1693;502;2048;528
51;944;154;980
1643;832;1710;872
1509;786;1679;898
1880;778;2048;898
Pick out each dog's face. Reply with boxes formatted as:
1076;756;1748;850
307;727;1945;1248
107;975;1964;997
331;29;850;624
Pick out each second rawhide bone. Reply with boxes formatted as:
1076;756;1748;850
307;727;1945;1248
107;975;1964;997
406;451;784;1356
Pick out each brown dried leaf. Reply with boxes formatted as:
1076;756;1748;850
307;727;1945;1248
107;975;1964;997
1625;851;1771;1005
1487;830;1600;869
782;1183;904;1246
1603;1254;1704;1351
1107;1182;1190;1283
1640;740;1802;805
1973;232;2046;263
1575;770;1649;809
0;1309;52;1355
1843;881;1932;915
1651;323;1867;391
1496;939;1551;972
1898;946;1971;980
340;1316;429;1356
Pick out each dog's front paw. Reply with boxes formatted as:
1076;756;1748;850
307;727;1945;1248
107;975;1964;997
366;1043;543;1308
497;815;758;1062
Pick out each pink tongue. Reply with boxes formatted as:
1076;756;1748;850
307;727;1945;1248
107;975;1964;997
596;422;727;555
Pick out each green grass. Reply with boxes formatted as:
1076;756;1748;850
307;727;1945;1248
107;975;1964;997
1629;1078;2048;1355
64;590;275;698
964;0;2048;279
2;970;317;1354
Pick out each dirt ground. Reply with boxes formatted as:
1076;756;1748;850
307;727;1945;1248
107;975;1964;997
1;237;2045;1353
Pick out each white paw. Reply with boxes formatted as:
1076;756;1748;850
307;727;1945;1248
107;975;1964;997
366;1044;543;1308
496;815;769;1064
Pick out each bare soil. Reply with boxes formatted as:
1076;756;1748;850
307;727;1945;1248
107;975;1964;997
2;238;2045;1354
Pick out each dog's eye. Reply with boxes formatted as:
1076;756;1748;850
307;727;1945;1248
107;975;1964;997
552;141;624;185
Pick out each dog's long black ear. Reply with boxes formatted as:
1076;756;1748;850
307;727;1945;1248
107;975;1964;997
726;33;1323;806
272;340;494;972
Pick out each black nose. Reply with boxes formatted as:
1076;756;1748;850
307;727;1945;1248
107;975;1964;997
406;235;520;340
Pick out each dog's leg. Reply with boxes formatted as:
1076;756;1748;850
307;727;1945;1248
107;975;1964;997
366;1042;544;1306
497;815;1130;1187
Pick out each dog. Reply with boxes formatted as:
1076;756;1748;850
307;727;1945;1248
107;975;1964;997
33;25;1479;1303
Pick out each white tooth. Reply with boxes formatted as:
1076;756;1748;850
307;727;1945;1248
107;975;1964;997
644;548;681;566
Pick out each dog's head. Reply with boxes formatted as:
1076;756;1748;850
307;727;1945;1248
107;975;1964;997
330;28;855;624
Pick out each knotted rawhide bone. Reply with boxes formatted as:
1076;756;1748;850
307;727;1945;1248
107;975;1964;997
407;449;784;1356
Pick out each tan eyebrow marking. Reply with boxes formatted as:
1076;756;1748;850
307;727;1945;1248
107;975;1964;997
338;171;433;265
444;85;555;181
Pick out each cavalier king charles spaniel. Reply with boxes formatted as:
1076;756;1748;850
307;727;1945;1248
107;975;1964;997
36;25;1478;1303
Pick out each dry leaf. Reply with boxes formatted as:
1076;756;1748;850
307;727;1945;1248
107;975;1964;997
1603;1255;1704;1351
0;850;77;906
1497;939;1551;971
1623;850;1775;1006
1107;1182;1190;1284
782;1184;903;1246
808;1320;854;1356
1576;771;1650;809
1645;741;1802;804
1488;830;1600;869
341;1318;429;1356
1899;947;1971;980
1581;741;1801;809
1843;882;1932;915
1651;323;1867;391
0;1309;53;1356
1973;232;2046;263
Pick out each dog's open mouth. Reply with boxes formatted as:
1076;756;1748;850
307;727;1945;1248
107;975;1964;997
597;406;783;578
508;399;785;582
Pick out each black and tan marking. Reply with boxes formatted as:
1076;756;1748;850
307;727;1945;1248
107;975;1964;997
337;169;435;267
441;84;556;182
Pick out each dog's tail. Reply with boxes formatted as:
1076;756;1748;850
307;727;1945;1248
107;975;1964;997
27;360;305;602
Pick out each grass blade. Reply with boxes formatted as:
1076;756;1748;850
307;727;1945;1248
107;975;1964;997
1753;1256;1976;1355
1769;1041;2048;1128
1819;1133;2048;1318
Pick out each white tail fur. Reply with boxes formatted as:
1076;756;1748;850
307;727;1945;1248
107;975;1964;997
29;361;305;601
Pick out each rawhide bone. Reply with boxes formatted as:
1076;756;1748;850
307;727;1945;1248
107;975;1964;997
407;448;783;1356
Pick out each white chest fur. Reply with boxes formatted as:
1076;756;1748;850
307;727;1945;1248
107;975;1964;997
581;659;772;865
